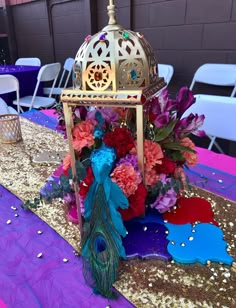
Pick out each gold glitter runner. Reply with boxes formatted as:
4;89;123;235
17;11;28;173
0;118;235;308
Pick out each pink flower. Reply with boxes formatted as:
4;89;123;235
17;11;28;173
145;168;160;187
72;120;95;153
144;140;164;171
181;137;198;166
111;164;142;197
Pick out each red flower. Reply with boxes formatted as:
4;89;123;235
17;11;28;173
79;166;94;199
119;183;147;221
149;111;156;122
104;127;135;158
156;156;176;175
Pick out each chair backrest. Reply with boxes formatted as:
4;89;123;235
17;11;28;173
15;57;41;66
183;95;236;142
190;63;236;97
0;74;19;95
157;64;174;86
57;57;74;89
0;74;20;112
29;62;61;109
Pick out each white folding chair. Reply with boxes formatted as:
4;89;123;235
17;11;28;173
182;95;236;147
157;64;174;86
188;63;236;153
13;62;61;112
43;58;74;96
0;75;19;114
15;57;41;66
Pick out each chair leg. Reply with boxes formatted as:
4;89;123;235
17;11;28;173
208;135;224;154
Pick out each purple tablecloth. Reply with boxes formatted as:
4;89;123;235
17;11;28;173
0;65;43;107
0;185;134;308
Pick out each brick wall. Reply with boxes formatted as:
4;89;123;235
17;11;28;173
5;0;236;95
131;0;236;95
10;0;93;65
11;0;54;64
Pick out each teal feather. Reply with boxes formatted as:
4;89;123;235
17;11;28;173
82;184;121;298
81;144;129;297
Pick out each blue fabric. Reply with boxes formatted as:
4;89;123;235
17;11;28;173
21;109;58;131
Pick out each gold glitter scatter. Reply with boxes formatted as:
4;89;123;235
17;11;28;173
0;118;81;250
0;119;236;307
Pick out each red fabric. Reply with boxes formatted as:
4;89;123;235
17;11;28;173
163;197;218;225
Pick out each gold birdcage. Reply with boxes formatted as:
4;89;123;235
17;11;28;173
61;0;166;233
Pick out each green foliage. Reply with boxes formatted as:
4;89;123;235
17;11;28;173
21;197;42;210
68;160;87;183
162;142;196;153
146;175;191;205
170;150;185;162
154;120;178;142
22;158;89;210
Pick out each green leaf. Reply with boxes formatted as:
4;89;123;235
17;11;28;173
163;142;196;153
75;160;87;182
170;151;185;162
154;120;178;142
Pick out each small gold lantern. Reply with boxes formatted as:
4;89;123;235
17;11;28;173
61;0;166;233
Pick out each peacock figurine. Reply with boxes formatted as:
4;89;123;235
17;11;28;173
81;143;129;298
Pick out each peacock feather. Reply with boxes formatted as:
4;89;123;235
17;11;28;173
82;183;121;298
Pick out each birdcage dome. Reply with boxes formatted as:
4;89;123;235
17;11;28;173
73;22;159;92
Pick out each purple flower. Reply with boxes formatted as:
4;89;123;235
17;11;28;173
87;108;119;124
117;154;139;171
176;87;195;118
74;107;87;120
150;89;177;115
174;113;205;138
154;112;170;128
150;174;177;213
63;192;76;205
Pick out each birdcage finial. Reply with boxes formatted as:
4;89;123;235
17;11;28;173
107;0;117;25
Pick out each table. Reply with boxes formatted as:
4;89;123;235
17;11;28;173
0;65;43;108
0;111;235;307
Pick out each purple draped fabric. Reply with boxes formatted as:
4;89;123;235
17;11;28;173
185;164;236;202
0;185;134;308
0;65;43;107
21;109;58;131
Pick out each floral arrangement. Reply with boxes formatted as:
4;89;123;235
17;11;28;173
45;86;205;222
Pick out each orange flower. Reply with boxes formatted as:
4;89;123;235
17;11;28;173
111;164;142;197
144;140;163;171
72;120;95;153
181;137;198;166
